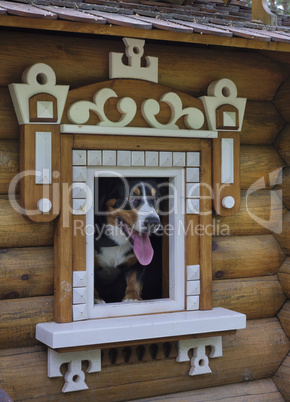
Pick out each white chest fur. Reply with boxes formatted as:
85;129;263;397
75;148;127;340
96;244;134;268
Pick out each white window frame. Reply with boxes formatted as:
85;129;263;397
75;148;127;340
86;166;185;319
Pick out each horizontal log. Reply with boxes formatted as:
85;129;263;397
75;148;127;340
273;352;290;402
0;296;53;349
0;247;53;299
212;276;286;319
213;190;287;236
274;79;290;122
261;50;290;65
274;124;290;166
240;145;285;190
278;300;290;338
282;167;290;208
274;211;290;255
0;31;283;101
1;237;284;301
0;88;19;140
212;235;285;279
278;257;290;298
276;166;290;210
0;275;286;349
0;318;288;401
137;379;284;401
0;140;19;195
240;101;284;145
0;199;53;248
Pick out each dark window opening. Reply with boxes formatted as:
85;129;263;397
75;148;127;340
94;176;169;303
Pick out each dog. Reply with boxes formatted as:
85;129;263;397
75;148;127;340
94;177;162;304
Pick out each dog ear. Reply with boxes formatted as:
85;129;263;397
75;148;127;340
96;177;125;212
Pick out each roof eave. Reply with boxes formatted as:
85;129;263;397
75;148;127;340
1;14;290;53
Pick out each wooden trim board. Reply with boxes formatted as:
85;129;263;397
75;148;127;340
1;15;290;53
36;308;246;349
54;134;73;323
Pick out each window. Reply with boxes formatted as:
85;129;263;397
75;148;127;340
86;165;185;319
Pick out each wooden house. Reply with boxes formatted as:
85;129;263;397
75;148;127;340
0;0;289;400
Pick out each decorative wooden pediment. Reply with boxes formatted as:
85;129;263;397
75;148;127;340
9;39;246;220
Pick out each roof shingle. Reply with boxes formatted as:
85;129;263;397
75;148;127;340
0;0;289;45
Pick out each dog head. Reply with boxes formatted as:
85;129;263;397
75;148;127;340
96;177;162;266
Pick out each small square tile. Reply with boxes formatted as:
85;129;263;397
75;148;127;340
103;150;116;166
72;199;87;215
159;152;172;167
223;111;236;127
37;101;53;119
186;198;199;214
72;166;86;182
73;304;88;321
187;265;200;280
186;168;200;183
73;287;88;304
73;271;87;287
186;296;199;311
146;151;158;167
186;183;200;198
88;150;102;166
173;152;185;167
73;150;86;166
187;280;200;296
187;152;200;167
132;151;144;166
117;150;131;166
72;183;87;199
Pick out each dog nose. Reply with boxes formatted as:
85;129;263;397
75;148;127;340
144;216;161;234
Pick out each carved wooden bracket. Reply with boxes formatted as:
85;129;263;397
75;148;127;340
177;336;222;375
252;0;277;26
48;335;222;392
9;39;247;220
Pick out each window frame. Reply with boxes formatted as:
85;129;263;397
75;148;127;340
86;166;185;319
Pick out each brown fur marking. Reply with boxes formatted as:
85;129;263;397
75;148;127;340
133;187;141;196
106;198;139;228
123;271;142;301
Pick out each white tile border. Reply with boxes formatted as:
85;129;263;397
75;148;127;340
71;150;203;320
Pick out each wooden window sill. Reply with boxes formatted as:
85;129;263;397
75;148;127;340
36;307;246;350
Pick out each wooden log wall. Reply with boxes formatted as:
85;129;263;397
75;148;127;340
137;379;286;401
0;29;289;401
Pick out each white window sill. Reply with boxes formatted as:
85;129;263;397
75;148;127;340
36;308;246;349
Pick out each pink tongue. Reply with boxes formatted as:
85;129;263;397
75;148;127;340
133;232;154;266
